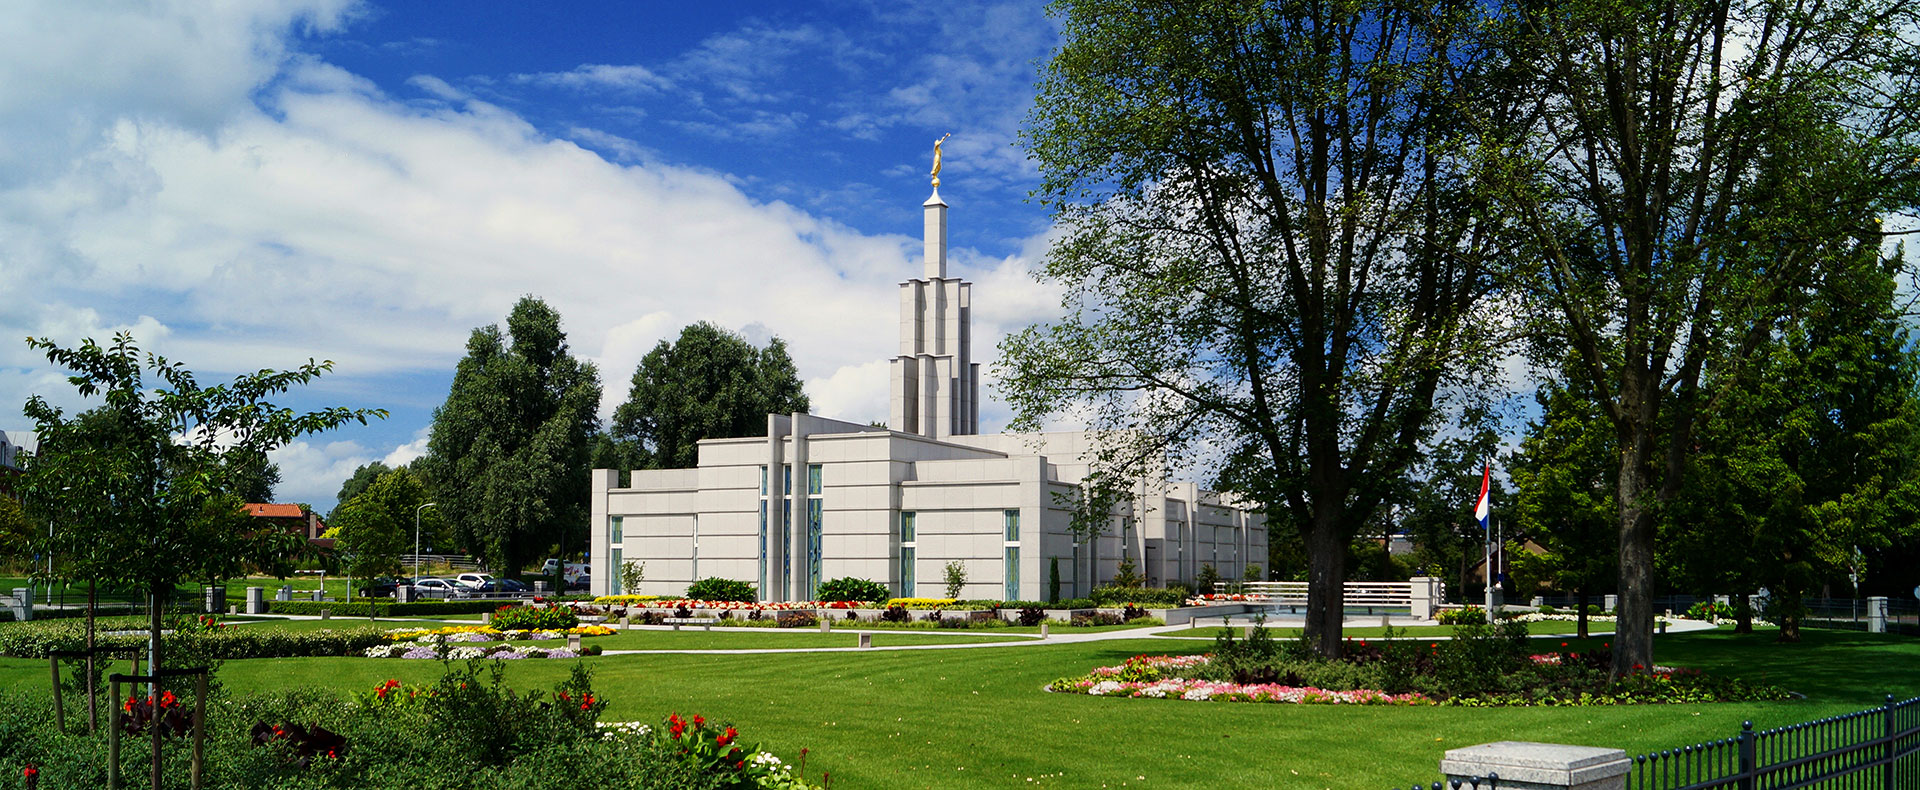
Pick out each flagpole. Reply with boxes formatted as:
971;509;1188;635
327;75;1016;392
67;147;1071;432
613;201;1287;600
1484;520;1493;615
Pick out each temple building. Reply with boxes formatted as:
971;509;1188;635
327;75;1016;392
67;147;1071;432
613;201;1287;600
588;178;1266;602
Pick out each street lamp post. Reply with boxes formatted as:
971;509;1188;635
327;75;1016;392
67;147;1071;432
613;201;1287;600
414;503;437;582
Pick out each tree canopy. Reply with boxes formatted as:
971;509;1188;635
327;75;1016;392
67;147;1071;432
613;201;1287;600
1480;0;1920;671
607;321;809;472
420;297;602;577
16;332;382;673
1004;0;1510;656
332;467;438;592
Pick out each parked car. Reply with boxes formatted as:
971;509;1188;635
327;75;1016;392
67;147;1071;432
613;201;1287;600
358;577;404;598
565;574;591;592
539;558;590;583
472;578;528;595
453;572;495;589
410;578;466;599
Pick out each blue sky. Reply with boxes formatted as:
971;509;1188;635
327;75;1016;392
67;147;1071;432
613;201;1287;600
0;1;1068;512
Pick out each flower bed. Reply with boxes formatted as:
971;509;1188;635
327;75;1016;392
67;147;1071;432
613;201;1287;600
1050;655;1432;705
363;643;590;659
1184;593;1273;605
380;624;615;642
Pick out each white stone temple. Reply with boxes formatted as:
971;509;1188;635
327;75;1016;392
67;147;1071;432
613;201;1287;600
588;180;1266;602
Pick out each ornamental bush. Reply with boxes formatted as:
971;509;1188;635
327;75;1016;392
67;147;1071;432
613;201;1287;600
1437;606;1486;625
1089;586;1185;607
490;605;579;632
684;577;756;602
814;577;888;603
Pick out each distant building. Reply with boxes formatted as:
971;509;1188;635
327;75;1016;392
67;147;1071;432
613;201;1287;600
244;503;332;548
0;430;33;497
588;184;1267;602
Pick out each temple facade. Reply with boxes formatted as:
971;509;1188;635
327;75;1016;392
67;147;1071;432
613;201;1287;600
588;184;1266;602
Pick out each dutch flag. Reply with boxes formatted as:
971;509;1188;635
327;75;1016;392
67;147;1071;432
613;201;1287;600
1474;463;1491;531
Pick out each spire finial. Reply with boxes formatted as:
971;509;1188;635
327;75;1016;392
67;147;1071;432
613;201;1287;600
930;133;952;187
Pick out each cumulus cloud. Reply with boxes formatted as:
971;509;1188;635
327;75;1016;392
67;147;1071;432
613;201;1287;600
0;0;1068;508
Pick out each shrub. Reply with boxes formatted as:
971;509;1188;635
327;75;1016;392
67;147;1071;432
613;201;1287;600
1112;558;1146;588
491;605;578;631
943;561;967;598
1054;598;1096;610
814;577;888;603
1017;607;1046;627
880;606;910;623
268;600;502;616
591;595;662;605
1089;586;1184;607
882;598;959;610
775;611;817;629
1196;564;1222;595
1070;612;1125;626
1437;606;1486;625
1539;605;1558;614
684;578;756;603
1122;604;1148;621
1686;601;1734;621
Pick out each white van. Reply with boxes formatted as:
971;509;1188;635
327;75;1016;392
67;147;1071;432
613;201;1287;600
539;559;589;583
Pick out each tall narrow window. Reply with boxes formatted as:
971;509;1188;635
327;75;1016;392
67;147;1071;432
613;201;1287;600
758;501;768;596
610;547;623;593
1003;509;1021;601
691;514;700;581
760;465;768;496
610;516;623;544
808;463;822;495
899;511;917;597
806;499;823;599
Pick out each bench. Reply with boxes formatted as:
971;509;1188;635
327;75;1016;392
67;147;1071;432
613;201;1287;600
662;617;718;631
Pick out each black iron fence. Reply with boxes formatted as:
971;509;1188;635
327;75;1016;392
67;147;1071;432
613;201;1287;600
1630;694;1920;789
1803;598;1920;637
1390;773;1500;790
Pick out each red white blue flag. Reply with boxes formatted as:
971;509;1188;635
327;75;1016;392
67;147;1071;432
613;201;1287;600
1474;463;1491;531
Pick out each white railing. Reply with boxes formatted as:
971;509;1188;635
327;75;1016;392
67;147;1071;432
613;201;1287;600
1240;578;1446;619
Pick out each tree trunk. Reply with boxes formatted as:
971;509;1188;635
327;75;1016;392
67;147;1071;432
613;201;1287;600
1302;522;1347;658
1576;588;1590;640
1613;449;1658;677
1733;592;1753;633
1776;590;1802;643
86;584;97;732
148;583;164;790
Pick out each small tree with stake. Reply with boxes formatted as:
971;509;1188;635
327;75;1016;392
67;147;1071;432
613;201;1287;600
18;333;382;788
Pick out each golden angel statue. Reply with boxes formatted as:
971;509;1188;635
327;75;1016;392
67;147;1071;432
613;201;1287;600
931;133;952;187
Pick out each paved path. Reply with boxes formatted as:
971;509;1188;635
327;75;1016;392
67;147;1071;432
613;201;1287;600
209;611;1718;656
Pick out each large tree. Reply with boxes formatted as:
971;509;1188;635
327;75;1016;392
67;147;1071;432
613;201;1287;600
421;297;601;578
1508;381;1618;638
1481;0;1920;671
331;461;392;517
608;321;810;472
1003;0;1511;655
1665;247;1920;641
332;467;438;614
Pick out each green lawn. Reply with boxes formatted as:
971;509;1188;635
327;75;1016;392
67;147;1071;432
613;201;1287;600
0;626;1913;789
1154;621;1620;641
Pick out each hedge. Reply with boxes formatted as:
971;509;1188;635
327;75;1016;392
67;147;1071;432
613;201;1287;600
268;600;504;617
0;618;389;660
1088;586;1188;607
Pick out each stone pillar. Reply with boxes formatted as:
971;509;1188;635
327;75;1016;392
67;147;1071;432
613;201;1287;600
1604;594;1618;613
534;581;549;595
1410;577;1440;620
9;588;31;621
1868;596;1888;634
1530;596;1544;608
1442;742;1630;790
858;632;872;648
1714;594;1730;606
396;585;414;604
204;587;225;614
245;587;265;614
309;590;323;602
276;585;292;602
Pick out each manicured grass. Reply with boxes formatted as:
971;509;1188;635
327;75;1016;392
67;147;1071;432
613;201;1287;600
1153;621;1619;641
570;628;1031;650
0;626;1913;789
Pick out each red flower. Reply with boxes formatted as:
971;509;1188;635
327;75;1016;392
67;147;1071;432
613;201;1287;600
580;702;590;710
584;695;594;705
693;714;706;728
23;765;38;778
735;760;745;770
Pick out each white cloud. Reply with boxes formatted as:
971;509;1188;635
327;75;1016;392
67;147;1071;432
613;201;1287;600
381;428;431;468
514;64;672;94
0;0;1072;501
